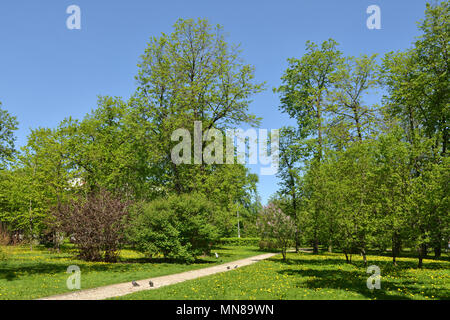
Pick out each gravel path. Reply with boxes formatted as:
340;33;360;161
38;252;278;300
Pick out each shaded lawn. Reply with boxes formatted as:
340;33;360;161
112;251;450;300
0;245;263;300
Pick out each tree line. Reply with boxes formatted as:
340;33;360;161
272;2;448;267
0;18;262;261
0;2;448;266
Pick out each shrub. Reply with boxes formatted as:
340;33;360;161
219;237;260;247
127;193;220;263
257;203;296;260
258;239;280;251
54;189;130;262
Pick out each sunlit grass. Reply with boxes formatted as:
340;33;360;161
0;244;263;300
114;251;450;300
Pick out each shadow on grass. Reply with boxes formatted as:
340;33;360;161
0;253;220;282
276;267;411;300
270;253;450;300
269;254;448;271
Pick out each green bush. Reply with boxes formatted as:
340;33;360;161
258;239;283;251
218;237;260;247
127;193;220;263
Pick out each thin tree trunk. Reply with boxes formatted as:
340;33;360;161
313;238;319;254
418;244;426;268
434;243;441;258
361;248;367;266
392;233;400;266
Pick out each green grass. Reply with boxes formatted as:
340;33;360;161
113;251;450;300
0;244;263;300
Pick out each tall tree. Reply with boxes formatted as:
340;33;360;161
330;54;380;142
277;126;304;252
275;39;343;253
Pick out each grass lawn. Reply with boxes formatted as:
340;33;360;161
113;251;450;300
0;245;263;300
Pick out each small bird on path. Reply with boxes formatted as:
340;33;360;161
149;281;154;287
132;281;140;287
234;265;238;269
227;266;230;270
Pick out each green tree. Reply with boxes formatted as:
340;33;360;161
275;39;343;253
0;102;19;168
330;54;380;142
381;1;449;263
135;18;264;195
257;203;296;261
276;126;304;252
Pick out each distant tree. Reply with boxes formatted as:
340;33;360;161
275;39;343;253
0;102;18;168
330;54;380;142
257;203;296;261
276;127;304;252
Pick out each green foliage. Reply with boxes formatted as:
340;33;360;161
0;102;18;168
272;2;449;268
218;237;260;247
0;19;263;242
127;194;220;263
257;204;296;260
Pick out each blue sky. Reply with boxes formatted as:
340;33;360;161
0;0;430;203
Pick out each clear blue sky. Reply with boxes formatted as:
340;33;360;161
0;0;429;204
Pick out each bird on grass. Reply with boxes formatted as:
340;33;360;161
215;252;219;259
149;281;154;287
132;281;140;287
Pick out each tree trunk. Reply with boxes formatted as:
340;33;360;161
418;244;426;268
392;233;401;266
344;251;352;264
361;248;367;266
313;238;319;254
434;244;441;258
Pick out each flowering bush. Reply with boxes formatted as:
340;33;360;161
257;203;296;260
54;189;131;262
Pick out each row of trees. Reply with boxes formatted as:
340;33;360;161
0;2;447;266
272;2;449;267
0;19;263;261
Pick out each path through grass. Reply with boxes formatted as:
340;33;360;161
113;251;450;300
0;245;263;300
